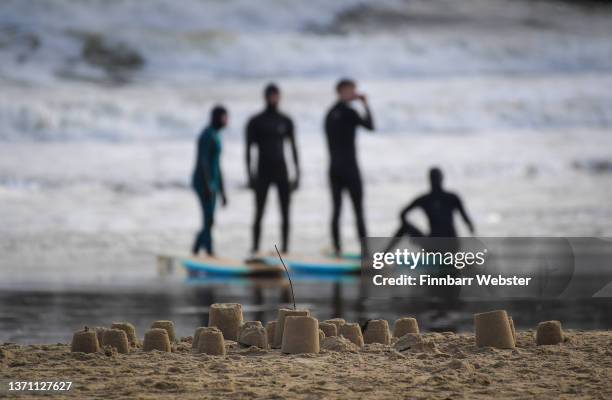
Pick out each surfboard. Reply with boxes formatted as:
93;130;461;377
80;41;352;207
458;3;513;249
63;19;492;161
159;254;284;276
283;255;361;274
245;252;361;274
322;251;362;261
244;253;281;267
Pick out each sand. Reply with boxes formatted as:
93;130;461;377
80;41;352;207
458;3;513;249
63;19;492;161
3;330;610;399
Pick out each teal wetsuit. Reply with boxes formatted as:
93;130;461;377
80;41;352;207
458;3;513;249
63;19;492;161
191;126;222;254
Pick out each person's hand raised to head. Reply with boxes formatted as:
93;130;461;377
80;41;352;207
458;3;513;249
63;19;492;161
291;178;299;192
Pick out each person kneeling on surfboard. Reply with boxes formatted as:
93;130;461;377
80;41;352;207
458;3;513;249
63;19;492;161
392;167;474;240
385;167;475;312
191;105;229;256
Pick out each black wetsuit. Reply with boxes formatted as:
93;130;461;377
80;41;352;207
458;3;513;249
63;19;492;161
400;190;471;238
324;101;374;253
246;105;298;253
388;189;474;305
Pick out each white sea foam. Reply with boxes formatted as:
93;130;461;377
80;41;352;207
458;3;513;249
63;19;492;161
1;0;612;141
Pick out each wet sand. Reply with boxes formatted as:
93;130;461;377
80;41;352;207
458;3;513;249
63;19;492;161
2;330;610;399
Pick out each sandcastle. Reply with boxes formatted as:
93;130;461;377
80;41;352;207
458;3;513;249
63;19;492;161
111;322;137;346
339;323;364;348
509;316;516;345
393;317;420;337
238;321;268;348
536;320;563;345
192;327;207;350
319;322;338;337
265;321;277;346
319;329;325;342
474;310;515;349
143;328;171;352
324;318;346;331
208;303;243;341
363;319;390;345
151;320;176;342
71;327;100;353
196;327;226;355
281;316;319;354
94;327;108;346
322;335;360;352
394;333;428;352
101;328;129;354
274;308;310;348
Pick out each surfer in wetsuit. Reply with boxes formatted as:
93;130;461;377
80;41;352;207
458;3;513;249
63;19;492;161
191;105;228;256
246;83;300;254
387;167;475;312
393;167;474;239
324;78;374;256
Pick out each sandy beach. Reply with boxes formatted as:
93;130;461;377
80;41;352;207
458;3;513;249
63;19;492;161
2;330;610;399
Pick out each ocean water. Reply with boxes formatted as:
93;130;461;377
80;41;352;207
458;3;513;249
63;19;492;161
1;1;612;342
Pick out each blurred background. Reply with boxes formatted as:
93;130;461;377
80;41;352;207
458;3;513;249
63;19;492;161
1;0;611;343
